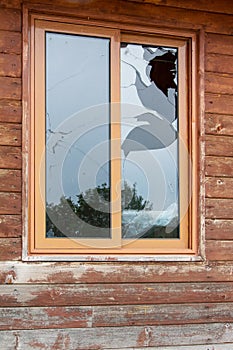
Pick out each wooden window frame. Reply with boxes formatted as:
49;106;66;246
22;10;199;260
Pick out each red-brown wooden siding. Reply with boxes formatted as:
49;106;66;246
0;0;233;348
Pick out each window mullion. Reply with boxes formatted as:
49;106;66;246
110;30;122;248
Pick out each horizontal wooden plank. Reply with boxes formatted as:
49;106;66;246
0;53;21;77
0;31;21;54
0;169;21;192
0;99;21;123
0;237;21;260
4;261;233;284
206;72;233;95
206;219;233;240
0;123;21;146
1;302;233;330
205;93;233;115
93;303;233;328
205;113;233;136
0;214;21;237
26;0;233;35
105;344;233;350
0;8;21;31
206;198;233;219
0;323;233;348
0;0;22;9
0;146;21;169
207;33;233;55
127;0;233;15
1;282;233;307
205;156;233;177
206;93;233;115
0;305;92;330
0;77;21;100
205;177;233;199
206;240;233;261
206;54;233;75
205;135;233;157
0;192;21;214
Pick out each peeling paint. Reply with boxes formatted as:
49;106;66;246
14;332;19;350
4;272;16;284
137;326;153;347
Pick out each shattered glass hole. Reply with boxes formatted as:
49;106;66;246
120;43;179;239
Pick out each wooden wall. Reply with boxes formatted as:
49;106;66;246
0;0;233;348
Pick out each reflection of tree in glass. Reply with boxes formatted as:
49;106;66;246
122;182;152;211
46;182;149;238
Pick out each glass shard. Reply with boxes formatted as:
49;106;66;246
121;43;179;239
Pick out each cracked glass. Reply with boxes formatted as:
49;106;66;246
44;33;180;241
45;32;111;238
121;43;179;239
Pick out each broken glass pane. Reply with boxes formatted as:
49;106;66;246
121;43;179;239
45;32;111;238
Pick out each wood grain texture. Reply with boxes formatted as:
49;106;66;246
0;53;21;77
207;33;233;55
25;0;233;35
0;323;232;348
206;198;233;219
0;192;21;214
0;31;21;54
0;302;233;330
104;345;233;350
205;72;233;95
205;93;233;115
0;169;21;192
0;8;21;31
0;237;21;260
205;156;233;177
0;123;21;146
0;305;92;330
0;146;21;169
0;77;21;100
0;0;22;9
205;177;233;198
126;0;233;15
206;241;233;261
206;219;233;240
1;282;233;307
205;114;233;136
206;54;233;75
0;99;21;123
3;261;233;284
0;2;231;347
205;135;233;157
0;214;21;237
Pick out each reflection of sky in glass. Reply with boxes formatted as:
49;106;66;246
45;32;111;238
45;33;180;240
46;33;110;204
121;44;179;239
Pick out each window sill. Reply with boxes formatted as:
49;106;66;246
22;253;203;262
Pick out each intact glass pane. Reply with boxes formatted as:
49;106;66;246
121;43;179;239
45;32;111;238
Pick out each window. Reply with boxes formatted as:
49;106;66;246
24;13;198;258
